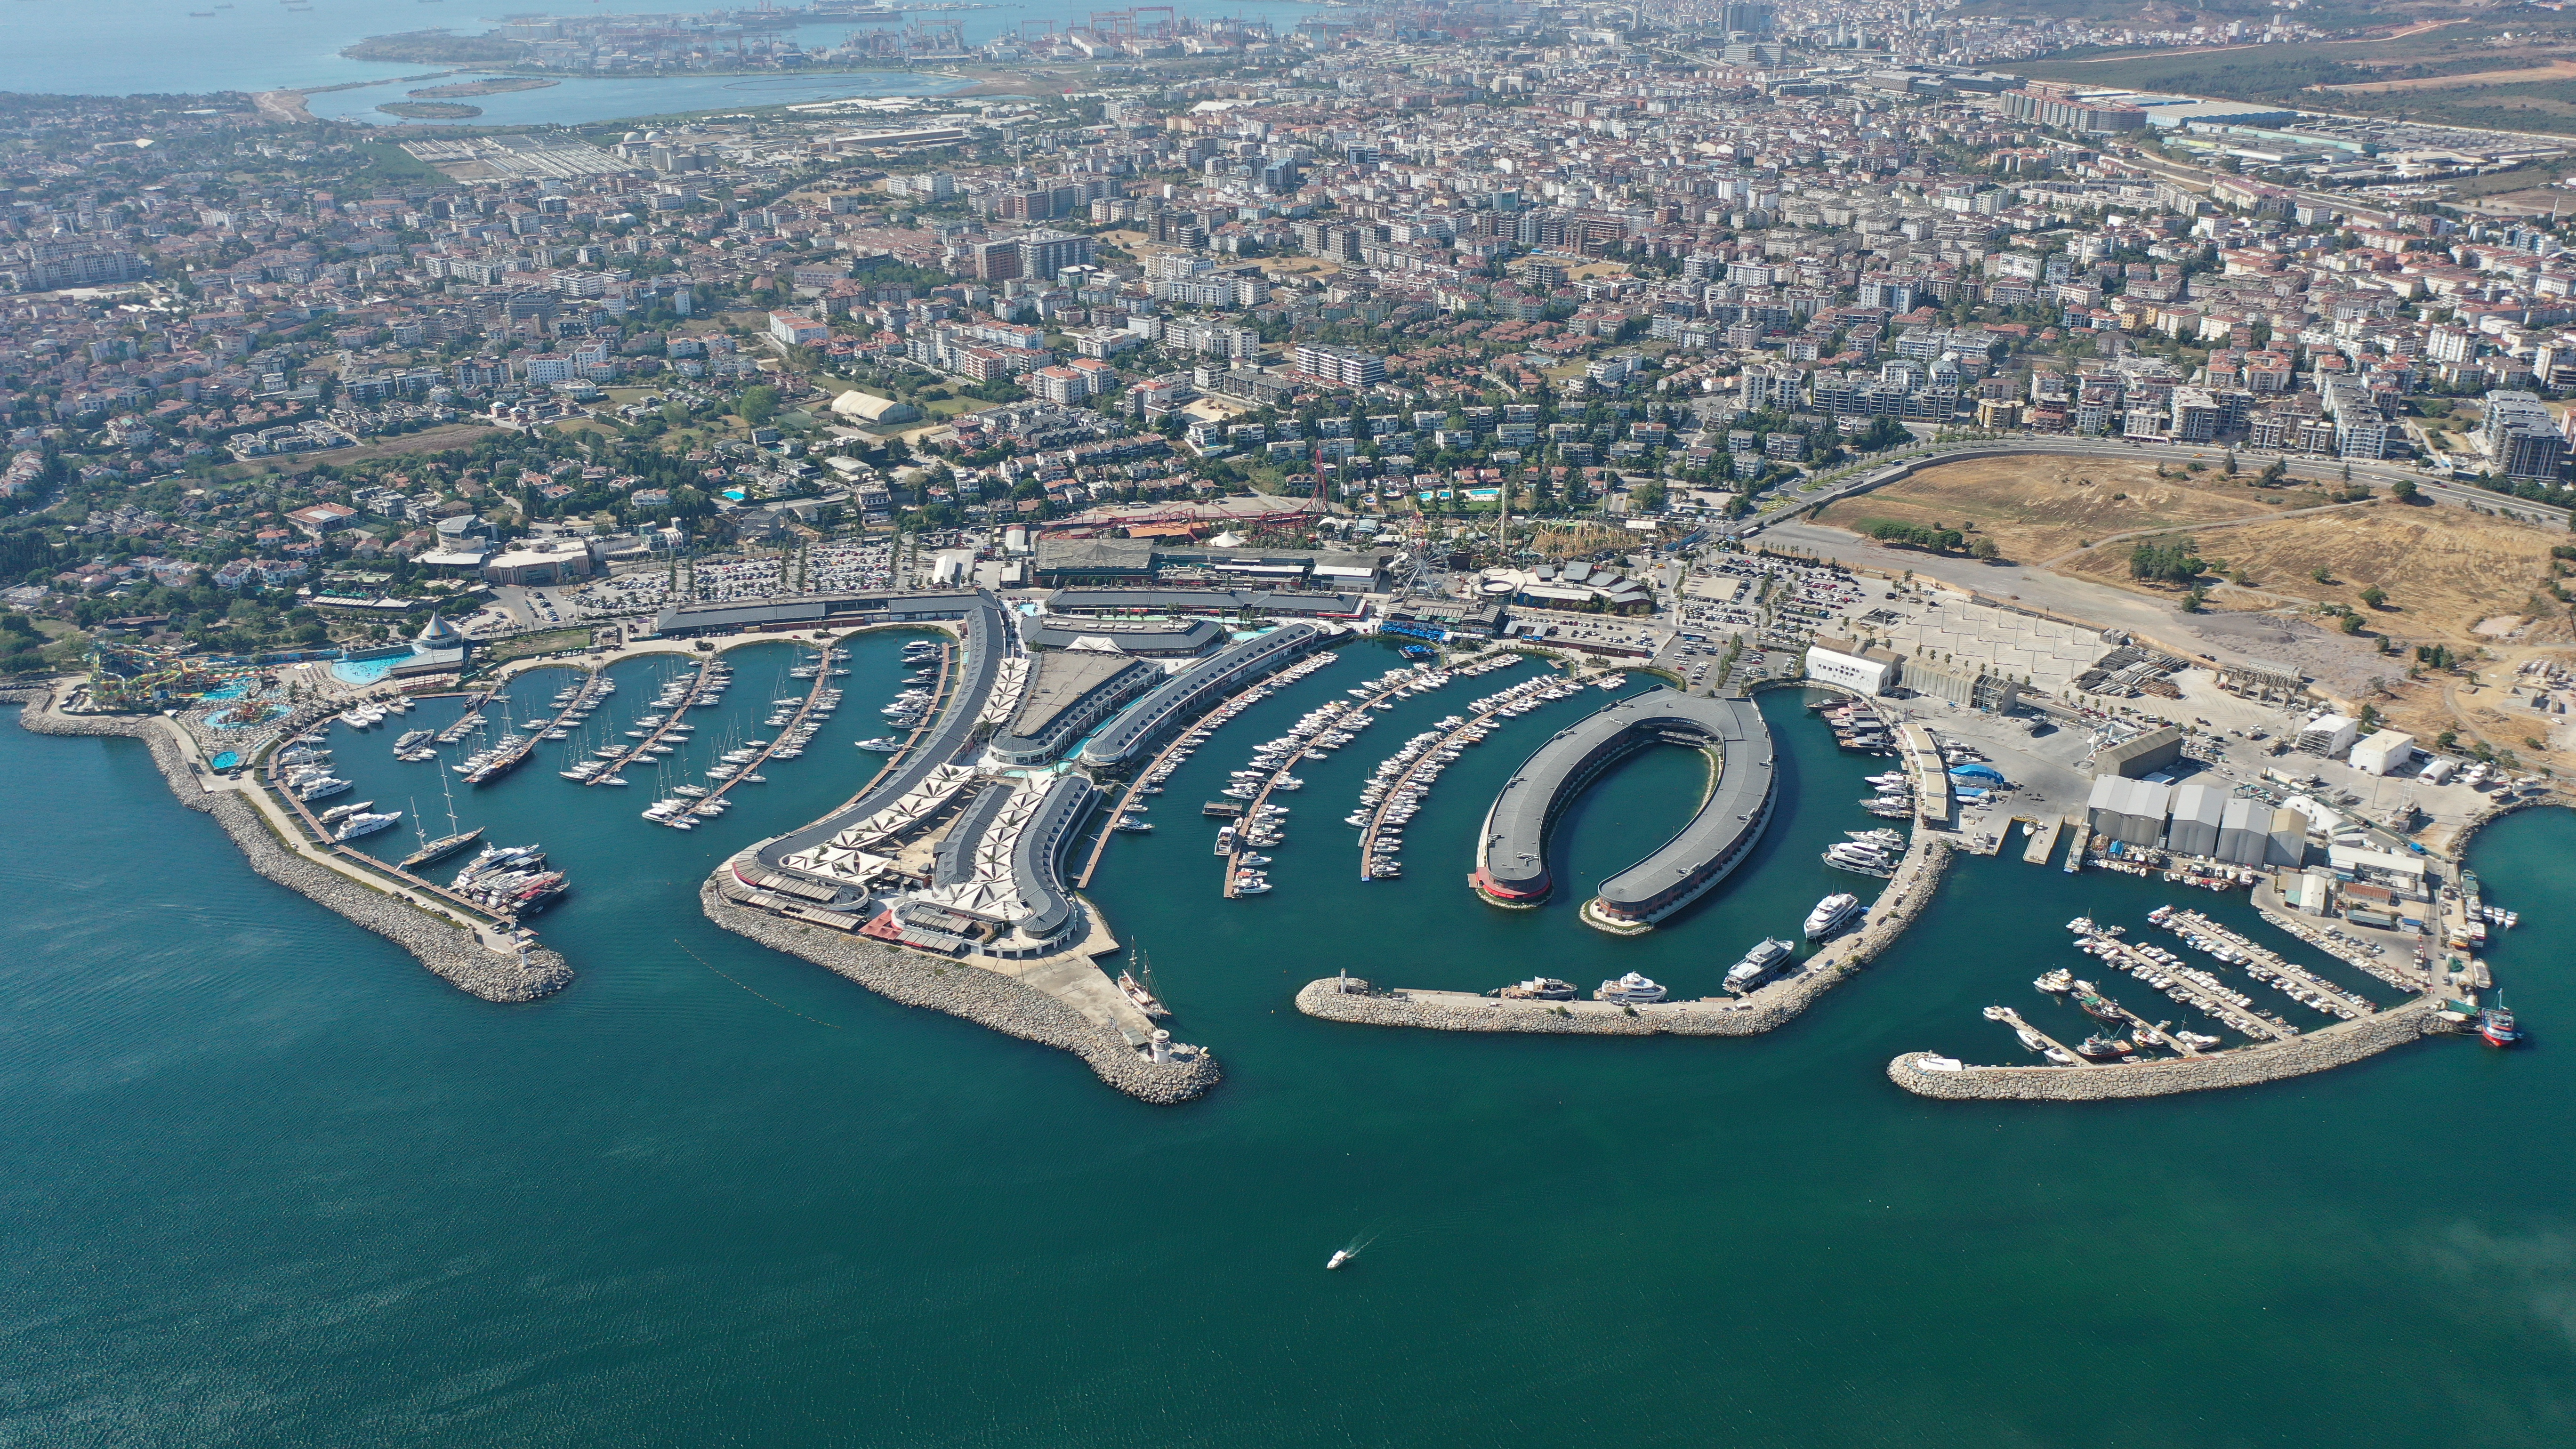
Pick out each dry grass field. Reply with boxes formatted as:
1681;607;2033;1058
2053;500;2570;648
1812;457;2270;563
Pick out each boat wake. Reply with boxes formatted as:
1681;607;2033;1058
1326;1230;1379;1270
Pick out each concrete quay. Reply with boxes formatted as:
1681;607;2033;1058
8;684;570;1003
1297;837;1954;1038
699;879;1219;1104
1890;996;2456;1102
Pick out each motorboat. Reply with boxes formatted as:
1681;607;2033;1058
334;810;401;842
1804;893;1862;941
1326;1250;1350;1271
1594;972;1668;1004
1725;938;1797;993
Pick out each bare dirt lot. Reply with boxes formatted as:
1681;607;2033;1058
1812;457;2270;564
2053;499;2570;649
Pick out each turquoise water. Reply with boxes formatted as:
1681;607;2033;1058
209;749;241;769
200;680;252;702
329;656;401;685
8;0;1328;112
7;639;2575;1446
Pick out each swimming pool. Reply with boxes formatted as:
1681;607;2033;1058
329;655;402;685
209;750;241;771
201;680;253;702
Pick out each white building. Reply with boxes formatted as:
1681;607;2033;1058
1805;644;1896;695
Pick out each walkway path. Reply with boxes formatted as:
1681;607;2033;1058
585;657;715;786
670;644;837;825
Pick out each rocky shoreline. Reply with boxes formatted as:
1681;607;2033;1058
1299;840;1955;1037
1888;996;2455;1101
6;684;570;1004
699;879;1221;1104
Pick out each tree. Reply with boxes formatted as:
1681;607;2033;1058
2180;587;2207;612
1970;536;2000;560
2130;539;2206;584
739;386;781;427
2390;477;2418;502
2310;565;2333;585
2360;584;2386;609
2339;612;2364;635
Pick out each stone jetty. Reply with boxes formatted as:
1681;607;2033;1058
7;683;570;1004
699;879;1221;1104
1888;995;2456;1101
1298;838;1954;1037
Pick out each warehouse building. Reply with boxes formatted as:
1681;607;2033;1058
2166;782;2227;857
2086;775;2173;847
2094;724;2184;779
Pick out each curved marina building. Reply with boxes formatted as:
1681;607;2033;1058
1076;622;1334;770
1472;690;1776;930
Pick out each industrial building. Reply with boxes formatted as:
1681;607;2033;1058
2295;713;2359;757
2085;775;2174;847
1900;654;2027;712
2216;797;2270;867
2350;729;2417;777
1804;641;1900;695
2165;782;2227;857
2093;724;2183;779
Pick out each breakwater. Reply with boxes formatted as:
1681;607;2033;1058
699;878;1220;1105
1888;995;2455;1101
1298;838;1954;1037
7;684;570;1003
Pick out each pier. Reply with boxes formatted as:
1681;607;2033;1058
1218;659;1425;899
473;669;605;785
2071;920;2291;1042
2157;908;2380;1020
262;735;518;930
1981;1006;2098;1067
1078;665;1278;890
1352;662;1559;885
2062;819;2090;873
2255;907;2431;993
2020;816;2062;866
1298;837;1956;1038
668;642;857;826
587;656;716;786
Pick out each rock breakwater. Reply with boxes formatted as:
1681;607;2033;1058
1889;996;2452;1101
700;879;1220;1104
1298;839;1953;1038
9;685;569;1003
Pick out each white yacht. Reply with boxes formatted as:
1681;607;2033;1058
1725;939;1796;993
1804;893;1863;941
1594;972;1668;1004
334;810;401;842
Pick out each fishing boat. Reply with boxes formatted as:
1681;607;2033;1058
2034;968;2075;994
2076;1032;2133;1060
2480;995;2519;1047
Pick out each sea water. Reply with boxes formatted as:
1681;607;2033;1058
5;640;2572;1446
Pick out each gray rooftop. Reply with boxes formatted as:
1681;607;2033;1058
1477;690;1776;919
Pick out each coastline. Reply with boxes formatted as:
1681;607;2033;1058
1887;995;2456;1101
4;682;570;1004
1298;838;1954;1038
699;877;1221;1105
